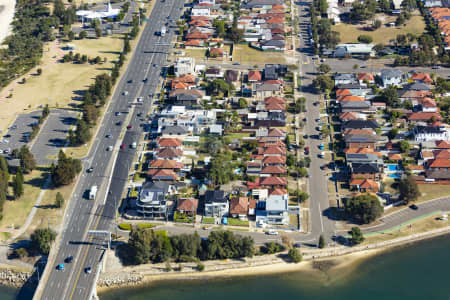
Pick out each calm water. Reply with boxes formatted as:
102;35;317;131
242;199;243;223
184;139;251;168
100;234;450;300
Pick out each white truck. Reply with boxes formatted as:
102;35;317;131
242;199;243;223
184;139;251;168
160;25;166;36
89;185;97;200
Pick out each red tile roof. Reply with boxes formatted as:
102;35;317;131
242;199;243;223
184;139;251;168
337;95;365;102
411;73;432;83
261;165;287;175
157;138;182;147
350;178;378;190
263;156;286;164
264;96;285;105
269;188;288;195
157;148;183;158
339;112;359;121
268;128;285;137
148;169;178;180
260;176;287;186
209;48;224;56
261;145;285;155
149;159;183;169
428;159;450;168
408;112;443;121
433;150;450;159
177;198;199;212
230;197;248;215
357;73;374;81
265;103;286;111
185;39;203;46
435;140;450;149
248;70;262;81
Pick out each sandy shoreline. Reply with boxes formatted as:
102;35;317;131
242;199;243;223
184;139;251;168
0;0;16;44
97;227;450;294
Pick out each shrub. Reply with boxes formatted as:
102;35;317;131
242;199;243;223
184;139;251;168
15;247;28;258
288;248;302;263
165;261;172;272
197;262;205;271
358;35;373;44
119;223;132;231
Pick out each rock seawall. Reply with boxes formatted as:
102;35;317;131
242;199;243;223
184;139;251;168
0;269;31;288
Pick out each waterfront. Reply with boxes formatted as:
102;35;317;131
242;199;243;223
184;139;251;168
100;234;450;300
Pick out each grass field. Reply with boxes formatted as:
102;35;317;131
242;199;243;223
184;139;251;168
232;44;286;65
418;184;450;202
183;49;207;61
0;34;123;135
362;213;448;245
0;169;47;240
333;14;425;45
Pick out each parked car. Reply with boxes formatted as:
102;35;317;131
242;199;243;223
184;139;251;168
115;112;121;116
123;91;128;96
305;147;310;155
267;230;278;235
87;167;93;173
409;204;418;210
106;134;112;138
120;143;126;150
127;124;132;130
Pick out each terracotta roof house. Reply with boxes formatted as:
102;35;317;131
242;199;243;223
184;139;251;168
260;145;285;156
433;149;450;159
268;128;285;138
408;112;443;122
260;165;287;176
428;159;450;169
263;155;286;165
388;153;402;161
336;89;351;96
177;198;199;215
411;73;433;83
148;169;179;181
186;32;209;40
345;147;383;157
349;178;379;193
209;47;224;57
357;73;375;83
248;70;262;82
185;39;204;47
337;95;365;102
230;197;249;218
157;138;182;148
270;188;288;195
339;112;359;121
265;102;286;111
435;140;450;149
260;176;288;188
149;159;183;170
264;96;285;105
157;148;183;159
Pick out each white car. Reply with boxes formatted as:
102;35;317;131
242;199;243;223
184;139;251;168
123;91;128;96
107;146;113;151
267;230;279;235
137;97;143;102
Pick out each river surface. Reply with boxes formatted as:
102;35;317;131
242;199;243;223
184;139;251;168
0;234;448;299
100;234;450;300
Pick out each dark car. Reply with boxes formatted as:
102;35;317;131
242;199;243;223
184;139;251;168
87;167;93;173
65;256;73;263
85;267;92;274
127;79;133;83
409;204;418;210
116;121;122;126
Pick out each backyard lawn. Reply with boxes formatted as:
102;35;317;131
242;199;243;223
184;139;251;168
333;14;425;45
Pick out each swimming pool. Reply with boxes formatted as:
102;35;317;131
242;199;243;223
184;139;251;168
386;164;400;171
388;174;401;179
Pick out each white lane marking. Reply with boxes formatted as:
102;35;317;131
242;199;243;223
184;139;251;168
318;201;324;233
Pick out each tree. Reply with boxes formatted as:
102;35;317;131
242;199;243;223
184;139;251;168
42;104;50;119
373;19;382;30
31;228;56;255
55;192;64;208
399;140;410;153
213;19;226;38
79;30;87;40
381;86;400;107
14;247;28;259
318;64;331;74
396;14;405;26
12;167;24;199
353;64;359;70
123;37;131;54
345;194;383;224
288;248;302;263
95;26;102;38
358;35;373;44
238;98;247;108
68;31;75;41
197;262;205;271
297;167;308;178
350;227;365;245
74;118;91;145
318;235;325;248
312;75;334;93
19;146;36;173
399;175;419;204
51;150;82;186
0;156;9;182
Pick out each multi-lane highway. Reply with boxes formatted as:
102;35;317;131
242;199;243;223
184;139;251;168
37;0;185;299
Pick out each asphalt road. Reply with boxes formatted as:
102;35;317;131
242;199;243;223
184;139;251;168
38;0;184;299
30;110;77;165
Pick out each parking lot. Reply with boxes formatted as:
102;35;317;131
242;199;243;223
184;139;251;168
30;109;78;165
0;110;42;154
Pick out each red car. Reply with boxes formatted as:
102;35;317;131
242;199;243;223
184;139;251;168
305;147;310;154
127;124;132;130
120;143;126;150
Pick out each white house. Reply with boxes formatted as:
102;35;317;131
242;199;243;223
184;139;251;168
199;0;215;4
414;126;450;142
175;57;195;77
265;190;289;225
380;69;404;87
334;73;357;86
191;5;210;17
